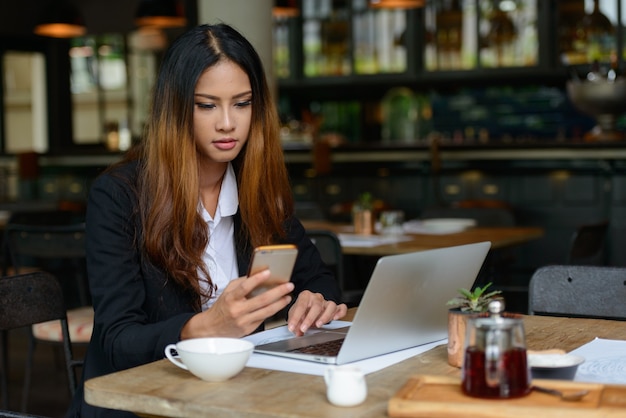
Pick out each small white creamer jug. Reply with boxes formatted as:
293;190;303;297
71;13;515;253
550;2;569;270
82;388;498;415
324;365;367;407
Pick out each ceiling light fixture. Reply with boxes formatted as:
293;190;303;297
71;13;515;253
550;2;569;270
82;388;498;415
369;0;425;9
135;0;187;29
273;0;299;18
33;0;87;38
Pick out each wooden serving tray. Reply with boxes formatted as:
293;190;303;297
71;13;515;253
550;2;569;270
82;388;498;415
388;375;626;418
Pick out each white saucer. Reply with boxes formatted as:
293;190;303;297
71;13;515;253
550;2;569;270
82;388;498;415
420;218;477;233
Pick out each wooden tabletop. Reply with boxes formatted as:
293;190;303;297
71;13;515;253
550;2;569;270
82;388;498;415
300;220;544;256
84;310;626;418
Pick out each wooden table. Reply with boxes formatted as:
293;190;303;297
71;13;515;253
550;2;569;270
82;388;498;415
301;220;543;256
84;310;626;418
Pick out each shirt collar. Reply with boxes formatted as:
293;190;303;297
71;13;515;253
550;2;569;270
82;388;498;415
218;163;238;217
199;163;239;222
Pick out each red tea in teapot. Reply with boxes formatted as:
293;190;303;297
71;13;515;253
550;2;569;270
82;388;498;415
462;345;531;398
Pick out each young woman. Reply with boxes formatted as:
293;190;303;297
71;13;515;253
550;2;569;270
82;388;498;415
67;23;347;417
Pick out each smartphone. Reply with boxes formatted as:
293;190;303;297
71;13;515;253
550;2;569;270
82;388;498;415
247;244;298;296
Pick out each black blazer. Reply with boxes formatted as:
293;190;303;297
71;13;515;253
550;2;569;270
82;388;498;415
68;161;340;417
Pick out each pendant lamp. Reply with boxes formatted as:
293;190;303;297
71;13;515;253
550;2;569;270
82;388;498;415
33;0;86;38
369;0;425;8
273;0;299;18
135;0;187;29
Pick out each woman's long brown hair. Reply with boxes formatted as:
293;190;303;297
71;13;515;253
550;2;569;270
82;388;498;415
121;24;293;309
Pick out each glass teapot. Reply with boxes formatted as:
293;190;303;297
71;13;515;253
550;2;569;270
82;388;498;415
461;299;531;398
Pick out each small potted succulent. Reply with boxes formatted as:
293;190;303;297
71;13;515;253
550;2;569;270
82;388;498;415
446;282;503;367
352;192;374;235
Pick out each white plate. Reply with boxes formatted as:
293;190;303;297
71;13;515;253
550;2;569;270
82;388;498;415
420;218;476;233
528;353;585;368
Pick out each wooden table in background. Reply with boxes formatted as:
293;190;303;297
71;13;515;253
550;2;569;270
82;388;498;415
301;220;544;256
84;310;626;418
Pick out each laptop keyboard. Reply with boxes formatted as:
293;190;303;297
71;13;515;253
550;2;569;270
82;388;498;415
287;338;345;356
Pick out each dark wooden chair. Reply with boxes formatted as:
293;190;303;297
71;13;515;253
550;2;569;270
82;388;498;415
0;272;82;412
566;220;609;266
306;229;362;306
528;265;626;320
4;221;90;307
1;211;91;412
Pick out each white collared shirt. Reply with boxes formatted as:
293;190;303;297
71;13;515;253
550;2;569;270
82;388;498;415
198;163;239;310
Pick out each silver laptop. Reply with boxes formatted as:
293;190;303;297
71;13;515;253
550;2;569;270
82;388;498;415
254;241;491;364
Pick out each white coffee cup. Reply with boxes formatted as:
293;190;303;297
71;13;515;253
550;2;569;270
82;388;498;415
164;337;253;382
324;365;367;407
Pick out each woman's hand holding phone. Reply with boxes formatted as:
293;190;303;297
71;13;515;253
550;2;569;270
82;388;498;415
181;269;294;340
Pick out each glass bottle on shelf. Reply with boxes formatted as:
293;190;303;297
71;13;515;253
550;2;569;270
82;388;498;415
352;0;377;74
352;0;407;74
436;0;463;70
273;13;293;79
485;2;517;66
581;0;615;64
558;0;588;65
320;0;351;76
302;0;351;77
302;0;409;77
425;0;478;71
424;3;436;70
479;0;537;68
302;0;330;77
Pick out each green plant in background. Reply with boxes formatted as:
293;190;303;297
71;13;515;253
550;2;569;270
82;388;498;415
354;192;373;211
446;282;502;313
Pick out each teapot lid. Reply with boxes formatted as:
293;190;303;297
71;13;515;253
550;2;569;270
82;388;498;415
472;299;520;329
488;299;505;316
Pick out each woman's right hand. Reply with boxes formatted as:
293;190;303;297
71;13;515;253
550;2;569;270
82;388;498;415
180;269;294;339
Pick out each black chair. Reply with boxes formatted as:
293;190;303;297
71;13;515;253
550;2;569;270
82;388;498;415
1;213;91;412
306;229;362;306
0;272;81;412
4;221;90;307
566;220;609;266
528;265;626;320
